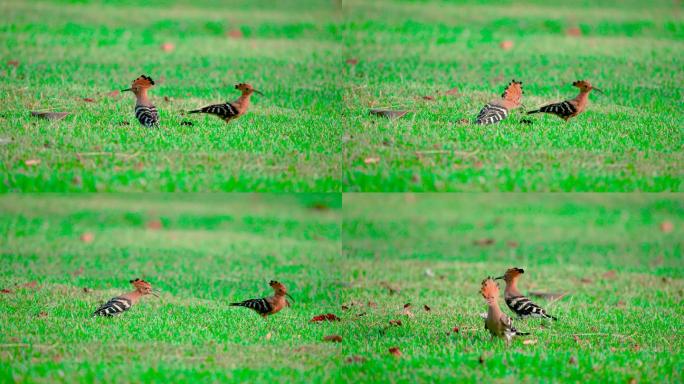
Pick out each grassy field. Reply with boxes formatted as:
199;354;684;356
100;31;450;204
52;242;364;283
0;0;341;192
0;194;344;382
342;0;684;191
339;194;683;382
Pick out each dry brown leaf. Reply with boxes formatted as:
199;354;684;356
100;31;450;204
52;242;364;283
602;270;617;279
146;219;163;230
569;356;578;365
499;41;514;50
1;288;12;294
423;304;431;312
83;287;92;293
363;157;380;165
566;27;582;37
22;281;38;289
38;311;48;318
310;313;340;322
389;319;403;326
323;335;343;343
227;29;243;39
422;95;435;101
367;301;378;308
369;109;408;120
523;339;537;345
388;347;401;357
445;87;459;95
346;58;359;66
7;60;19;68
24;159;41;166
80;232;94;243
107;90;120;97
31;111;68;121
473;238;495;246
580;277;593;284
345;355;366;363
659;220;673;233
341;305;350;311
161;42;175;52
82;97;96;103
265;332;272;340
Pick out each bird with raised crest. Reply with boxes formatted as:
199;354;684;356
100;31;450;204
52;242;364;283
495;267;557;320
480;277;529;343
230;280;293;318
92;278;159;317
475;79;523;125
526;80;603;121
121;75;159;128
188;83;262;123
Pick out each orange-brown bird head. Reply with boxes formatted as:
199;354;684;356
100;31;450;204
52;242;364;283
130;278;159;297
501;79;523;107
269;280;294;302
122;75;155;94
572;80;603;94
235;83;263;96
495;267;524;283
480;277;500;301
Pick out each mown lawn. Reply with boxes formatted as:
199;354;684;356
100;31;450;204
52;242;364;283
342;0;684;191
0;0;342;192
338;194;683;382
0;194;344;382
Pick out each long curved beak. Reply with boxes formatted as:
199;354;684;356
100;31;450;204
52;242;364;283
593;87;604;95
121;88;132;92
494;276;504;280
151;289;161;298
254;90;264;96
286;293;295;303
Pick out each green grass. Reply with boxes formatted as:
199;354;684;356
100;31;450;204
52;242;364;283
0;0;342;192
342;0;684;191
0;194;344;382
338;194;683;382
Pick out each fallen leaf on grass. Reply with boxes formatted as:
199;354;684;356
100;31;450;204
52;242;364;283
23;281;38;289
423;304;431;312
1;288;12;294
107;90;119;97
499;40;514;50
659;221;673;233
227;29;243;39
323;335;343;342
83;287;92;293
368;301;378;308
602;270;617;279
445;87;459;95
82;97;96;103
449;326;460;335
402;303;414;317
580;277;593;284
161;42;175;52
616;300;626;308
369;109;408;120
566;27;582;37
422;95;435;101
146;219;163;230
310;314;340;322
7;60;19;67
345;355;366;363
380;281;400;295
389;319;402;326
473;238;495;246
265;332;272;341
346;58;359;66
24;159;41;166
341;305;349;311
569;356;578;365
388;347;401;357
80;232;94;243
38;311;48;318
356;312;366;317
363;157;379;165
523;339;537;345
31;111;68;121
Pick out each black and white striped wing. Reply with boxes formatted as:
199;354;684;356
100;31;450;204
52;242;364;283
506;296;552;319
199;103;238;120
539;101;576;118
231;298;272;315
475;104;508;125
135;105;159;127
93;297;133;317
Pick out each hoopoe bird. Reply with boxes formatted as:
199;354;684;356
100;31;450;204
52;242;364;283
187;83;262;123
480;277;528;343
92;278;159;317
121;75;159;127
475;79;523;125
526;80;603;121
230;280;293;318
495;268;557;320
